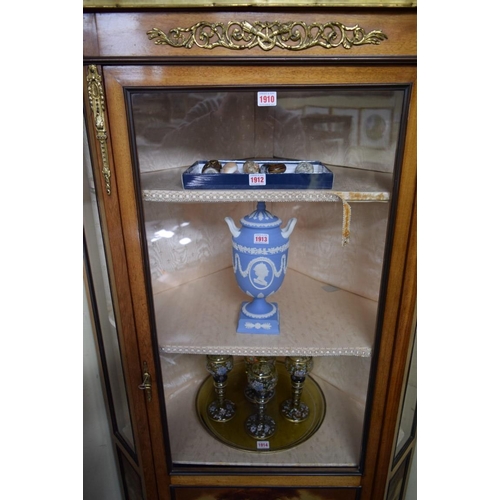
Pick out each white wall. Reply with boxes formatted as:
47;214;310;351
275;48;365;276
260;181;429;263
83;282;123;500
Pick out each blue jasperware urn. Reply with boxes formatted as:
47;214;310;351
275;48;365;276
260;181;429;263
225;201;297;334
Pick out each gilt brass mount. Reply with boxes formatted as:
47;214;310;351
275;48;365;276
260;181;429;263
147;21;387;52
86;65;112;196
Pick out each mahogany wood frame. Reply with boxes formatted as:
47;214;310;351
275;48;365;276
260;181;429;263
83;7;416;500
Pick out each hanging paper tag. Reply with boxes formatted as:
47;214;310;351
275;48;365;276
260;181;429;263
257;91;277;107
249;173;266;186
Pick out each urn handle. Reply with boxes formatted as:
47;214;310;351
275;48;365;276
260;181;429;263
281;218;297;239
224;217;241;239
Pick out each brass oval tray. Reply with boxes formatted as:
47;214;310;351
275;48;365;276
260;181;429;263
196;360;326;452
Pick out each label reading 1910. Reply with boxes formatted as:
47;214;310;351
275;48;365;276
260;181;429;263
257;91;277;107
257;441;270;449
254;233;269;244
249;173;266;186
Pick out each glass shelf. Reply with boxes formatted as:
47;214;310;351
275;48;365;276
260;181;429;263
156;267;376;357
141;164;392;203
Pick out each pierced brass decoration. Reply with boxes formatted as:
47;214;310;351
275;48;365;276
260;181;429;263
86;65;111;196
147;21;387;52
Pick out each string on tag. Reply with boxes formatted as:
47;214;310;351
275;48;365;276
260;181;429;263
334;194;351;247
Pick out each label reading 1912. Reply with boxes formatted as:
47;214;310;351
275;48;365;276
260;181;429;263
249;173;266;186
257;91;277;107
254;233;269;244
257;441;270;449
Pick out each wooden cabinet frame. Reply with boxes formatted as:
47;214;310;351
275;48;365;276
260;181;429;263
84;7;416;500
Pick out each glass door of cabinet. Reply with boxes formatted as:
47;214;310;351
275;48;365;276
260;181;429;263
84;66;166;499
101;64;417;475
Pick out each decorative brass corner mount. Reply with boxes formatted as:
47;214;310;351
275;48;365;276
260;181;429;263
147;20;387;52
86;65;112;196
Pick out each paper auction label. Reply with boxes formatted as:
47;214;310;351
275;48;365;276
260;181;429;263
253;233;269;244
257;91;277;107
249;173;266;186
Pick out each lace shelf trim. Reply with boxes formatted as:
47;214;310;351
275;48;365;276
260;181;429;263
160;345;372;357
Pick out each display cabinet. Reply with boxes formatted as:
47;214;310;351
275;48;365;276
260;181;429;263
83;4;416;499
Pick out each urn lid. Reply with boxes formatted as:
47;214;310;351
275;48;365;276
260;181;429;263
240;201;282;229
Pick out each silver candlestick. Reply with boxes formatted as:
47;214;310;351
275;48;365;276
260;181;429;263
280;356;314;423
205;355;236;422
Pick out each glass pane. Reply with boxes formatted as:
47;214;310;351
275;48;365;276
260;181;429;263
135;90;401;174
118;449;144;500
84;118;136;452
130;87;406;469
386;449;413;500
394;333;417;460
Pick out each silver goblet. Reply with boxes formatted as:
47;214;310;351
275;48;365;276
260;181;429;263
245;359;278;439
280;356;314;423
205;355;236;422
244;356;276;402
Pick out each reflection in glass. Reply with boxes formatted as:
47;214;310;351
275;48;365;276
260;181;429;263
129;87;406;468
83;118;135;452
133;89;403;174
394;333;417;461
132;88;405;299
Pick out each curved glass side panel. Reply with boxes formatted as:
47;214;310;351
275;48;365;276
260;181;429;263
84;117;136;453
394;333;417;463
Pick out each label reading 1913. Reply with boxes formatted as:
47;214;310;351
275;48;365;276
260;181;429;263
249;173;266;186
254;233;269;244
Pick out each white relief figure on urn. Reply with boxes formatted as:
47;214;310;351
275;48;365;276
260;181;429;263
225;201;297;334
253;262;270;287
